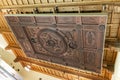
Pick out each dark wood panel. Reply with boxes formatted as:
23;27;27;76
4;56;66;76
5;14;107;73
81;16;100;25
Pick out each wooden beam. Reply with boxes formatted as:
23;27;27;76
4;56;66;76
0;29;11;33
20;61;73;80
5;44;21;50
117;25;120;40
104;48;111;51
109;26;111;37
14;56;109;80
0;0;120;9
105;37;118;41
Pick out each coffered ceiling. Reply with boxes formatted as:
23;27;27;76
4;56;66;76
0;0;120;80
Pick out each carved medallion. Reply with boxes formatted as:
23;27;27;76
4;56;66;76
99;25;105;31
37;29;67;56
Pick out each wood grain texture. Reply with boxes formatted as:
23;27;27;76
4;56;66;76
5;14;107;73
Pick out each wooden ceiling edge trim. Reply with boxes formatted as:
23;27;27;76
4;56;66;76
117;24;120;40
31;66;72;80
11;49;27;57
5;44;21;50
0;29;11;33
32;70;65;80
0;1;120;9
20;61;69;80
20;59;83;80
14;56;109;80
20;61;96;80
105;38;118;41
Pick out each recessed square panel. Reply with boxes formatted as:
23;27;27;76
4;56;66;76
5;14;107;73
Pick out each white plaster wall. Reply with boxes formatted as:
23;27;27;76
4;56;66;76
0;34;8;49
112;52;120;80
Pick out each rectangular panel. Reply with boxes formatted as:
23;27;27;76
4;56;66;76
5;14;107;73
22;0;28;4
56;16;76;24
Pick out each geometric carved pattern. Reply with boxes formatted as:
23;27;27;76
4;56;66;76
5;14;107;73
38;29;67;55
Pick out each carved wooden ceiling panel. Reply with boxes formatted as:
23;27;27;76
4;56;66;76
5;14;107;73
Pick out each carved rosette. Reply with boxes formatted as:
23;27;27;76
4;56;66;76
37;29;67;56
99;25;105;31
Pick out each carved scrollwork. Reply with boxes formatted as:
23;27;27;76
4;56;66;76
86;52;95;64
30;38;36;43
86;31;96;46
76;24;83;29
69;41;77;49
37;29;67;56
